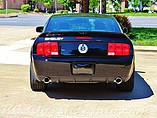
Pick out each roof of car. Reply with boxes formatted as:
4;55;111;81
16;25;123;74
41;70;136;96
50;13;114;19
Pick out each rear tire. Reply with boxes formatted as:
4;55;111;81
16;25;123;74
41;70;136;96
117;71;134;92
30;66;47;91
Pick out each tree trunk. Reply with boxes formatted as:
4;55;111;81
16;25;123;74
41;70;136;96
82;0;89;13
102;0;106;13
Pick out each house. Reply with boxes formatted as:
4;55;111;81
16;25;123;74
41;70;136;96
0;0;129;13
1;0;27;9
0;0;63;11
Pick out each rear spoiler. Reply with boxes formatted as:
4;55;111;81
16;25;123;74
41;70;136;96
39;31;126;38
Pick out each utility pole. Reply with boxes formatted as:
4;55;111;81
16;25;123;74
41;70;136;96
6;0;8;15
55;0;58;13
99;0;102;14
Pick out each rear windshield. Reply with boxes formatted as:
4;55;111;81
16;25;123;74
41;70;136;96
44;16;122;33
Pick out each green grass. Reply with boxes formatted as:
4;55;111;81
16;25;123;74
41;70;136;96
0;9;21;14
108;12;157;17
128;28;157;46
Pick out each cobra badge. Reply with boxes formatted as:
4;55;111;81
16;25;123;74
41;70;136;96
78;44;88;54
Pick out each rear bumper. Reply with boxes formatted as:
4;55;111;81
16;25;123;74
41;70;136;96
31;57;134;83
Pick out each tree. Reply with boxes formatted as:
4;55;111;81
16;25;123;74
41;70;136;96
32;0;54;12
44;0;53;7
134;0;140;7
110;0;123;12
89;0;99;13
32;0;54;7
58;0;75;10
89;0;99;9
141;0;155;7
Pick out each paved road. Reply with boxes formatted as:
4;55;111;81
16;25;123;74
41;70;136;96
0;14;157;27
0;14;50;26
129;17;157;28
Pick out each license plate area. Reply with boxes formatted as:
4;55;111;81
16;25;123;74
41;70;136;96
71;63;95;75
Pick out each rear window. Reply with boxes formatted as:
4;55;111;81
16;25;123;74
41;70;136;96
44;16;122;33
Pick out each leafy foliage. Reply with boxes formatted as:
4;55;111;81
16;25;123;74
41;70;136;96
124;8;135;13
141;0;154;7
57;10;68;14
58;0;75;9
34;8;39;12
134;0;140;7
47;10;55;14
114;15;132;33
89;0;99;9
110;0;123;11
21;4;30;12
33;0;54;7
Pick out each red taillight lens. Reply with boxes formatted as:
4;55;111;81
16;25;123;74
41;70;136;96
51;42;59;55
37;43;44;55
36;42;59;56
108;43;130;56
44;42;51;56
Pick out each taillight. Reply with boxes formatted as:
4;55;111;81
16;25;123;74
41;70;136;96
108;43;130;56
36;42;59;56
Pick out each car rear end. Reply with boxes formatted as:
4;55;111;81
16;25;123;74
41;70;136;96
30;15;135;91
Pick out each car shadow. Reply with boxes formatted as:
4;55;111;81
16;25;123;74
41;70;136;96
44;72;154;100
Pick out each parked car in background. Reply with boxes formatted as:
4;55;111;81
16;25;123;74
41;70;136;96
30;14;135;92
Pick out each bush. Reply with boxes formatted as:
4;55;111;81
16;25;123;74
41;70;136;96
124;8;134;13
114;15;132;33
47;10;55;14
124;8;129;13
21;4;30;12
57;10;68;14
34;8;39;12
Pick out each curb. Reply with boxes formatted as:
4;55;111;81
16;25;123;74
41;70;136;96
134;46;157;52
0;14;18;18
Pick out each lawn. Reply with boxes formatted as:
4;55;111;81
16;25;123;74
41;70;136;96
128;28;157;46
108;12;157;17
0;9;21;14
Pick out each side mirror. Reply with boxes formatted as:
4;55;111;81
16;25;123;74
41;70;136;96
36;26;44;33
123;27;128;34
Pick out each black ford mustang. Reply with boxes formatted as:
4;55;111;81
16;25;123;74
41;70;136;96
30;14;135;92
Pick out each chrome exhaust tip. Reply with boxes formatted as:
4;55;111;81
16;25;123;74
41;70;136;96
43;77;51;84
114;77;123;85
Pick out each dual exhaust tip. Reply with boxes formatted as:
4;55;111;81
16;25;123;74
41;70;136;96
114;77;123;85
43;77;51;84
43;76;123;84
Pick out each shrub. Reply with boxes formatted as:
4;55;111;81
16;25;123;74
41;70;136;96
34;8;39;12
21;4;30;12
124;8;129;13
128;8;135;12
124;8;134;13
57;10;68;14
47;10;55;14
114;15;132;33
